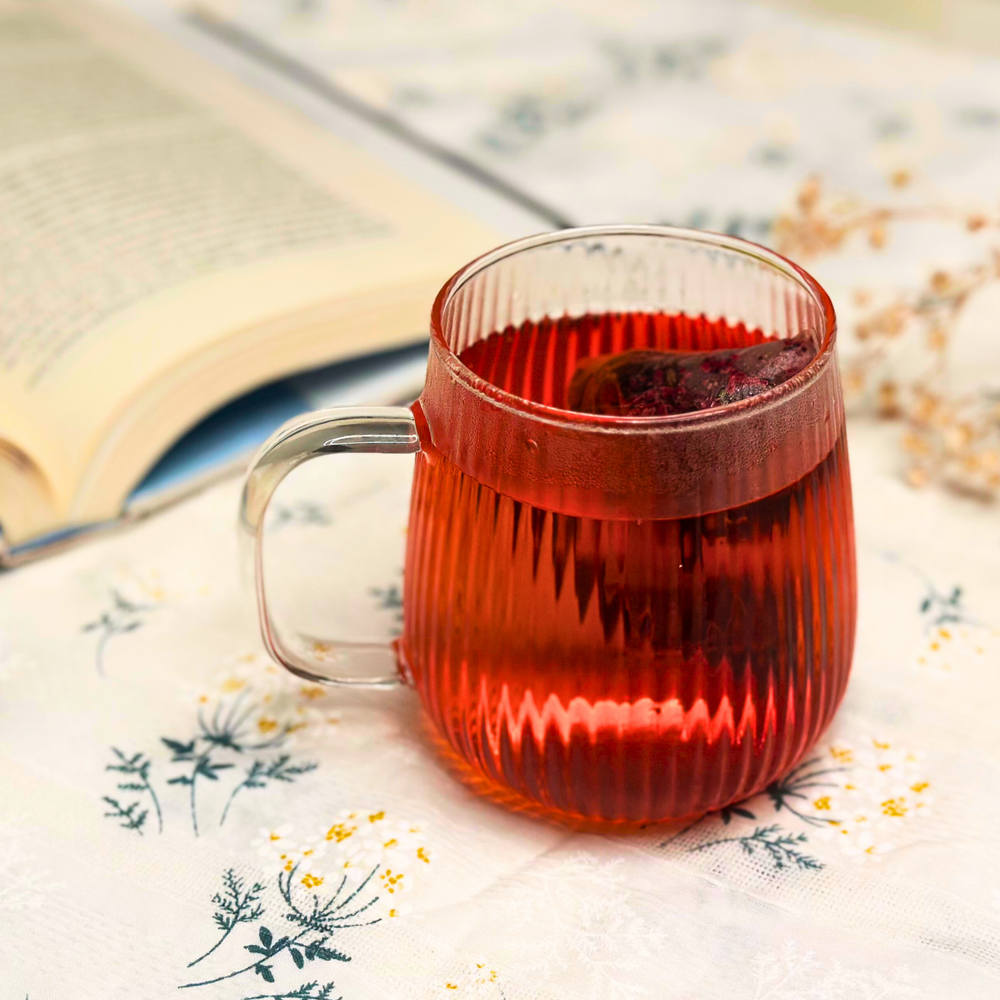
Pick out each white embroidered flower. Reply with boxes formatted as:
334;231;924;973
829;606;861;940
186;654;340;753
497;853;668;1000
308;809;432;913
813;737;932;863
840;828;894;862
279;834;329;876
295;868;329;892
376;865;410;897
436;961;504;998
251;823;294;859
916;622;999;676
751;940;919;996
329;824;393;883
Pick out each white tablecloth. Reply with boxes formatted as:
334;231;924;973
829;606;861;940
3;414;999;999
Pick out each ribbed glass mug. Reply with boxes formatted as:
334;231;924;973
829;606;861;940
240;226;856;824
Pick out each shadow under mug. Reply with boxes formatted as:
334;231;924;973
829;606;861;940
240;225;856;824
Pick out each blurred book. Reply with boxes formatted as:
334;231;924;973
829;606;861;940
0;0;499;566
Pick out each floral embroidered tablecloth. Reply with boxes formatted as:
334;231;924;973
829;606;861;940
4;407;999;999
6;0;1000;997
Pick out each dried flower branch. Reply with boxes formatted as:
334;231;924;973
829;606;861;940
773;175;1000;499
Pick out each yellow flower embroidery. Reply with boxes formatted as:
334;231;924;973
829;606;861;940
911;781;930;793
379;868;405;894
221;677;245;693
881;798;907;817
369;811;385;823
379;869;404;893
301;873;324;889
383;838;398;848
830;747;854;764
872;739;891;750
300;685;325;700
417;847;430;863
257;717;278;734
813;796;831;811
326;822;356;843
474;964;499;983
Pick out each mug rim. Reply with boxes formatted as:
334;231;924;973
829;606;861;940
429;224;838;431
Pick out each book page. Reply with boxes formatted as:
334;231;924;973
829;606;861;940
0;19;389;390
0;0;496;516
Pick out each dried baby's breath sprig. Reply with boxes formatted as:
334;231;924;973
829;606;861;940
773;175;1000;499
773;175;1000;262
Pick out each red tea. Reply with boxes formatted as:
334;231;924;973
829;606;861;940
401;312;855;822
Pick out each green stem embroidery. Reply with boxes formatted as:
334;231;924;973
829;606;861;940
163;740;234;837
241;983;338;1000
179;863;380;989
764;756;845;829
188;869;265;968
82;588;157;677
688;824;823;871
106;748;162;833
102;795;148;834
178;933;308;989
199;690;292;753
220;756;318;827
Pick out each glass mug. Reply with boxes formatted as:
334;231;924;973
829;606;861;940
240;226;856;824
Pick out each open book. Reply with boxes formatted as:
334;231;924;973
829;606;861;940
0;0;498;563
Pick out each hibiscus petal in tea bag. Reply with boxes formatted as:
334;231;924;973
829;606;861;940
567;335;817;417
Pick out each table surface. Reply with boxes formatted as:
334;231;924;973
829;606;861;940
5;0;1000;997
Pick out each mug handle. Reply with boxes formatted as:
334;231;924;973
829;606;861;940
238;406;420;688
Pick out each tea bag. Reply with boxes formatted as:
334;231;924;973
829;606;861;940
567;335;817;417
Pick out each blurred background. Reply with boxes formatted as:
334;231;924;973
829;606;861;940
778;0;1000;53
157;0;1000;499
7;0;1000;560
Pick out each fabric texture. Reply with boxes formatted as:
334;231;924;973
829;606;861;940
4;0;1000;996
